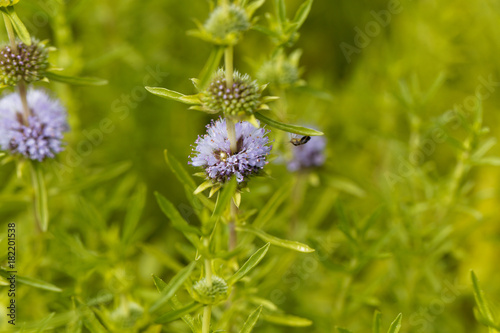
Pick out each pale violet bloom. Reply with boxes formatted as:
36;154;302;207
0;89;69;161
288;135;326;172
190;117;272;183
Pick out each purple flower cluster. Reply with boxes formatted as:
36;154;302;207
288;135;326;172
0;89;69;161
190;118;272;183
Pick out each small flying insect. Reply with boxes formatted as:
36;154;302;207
290;134;311;146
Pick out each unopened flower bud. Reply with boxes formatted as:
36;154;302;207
192;275;229;305
204;4;250;44
0;39;49;86
203;69;261;116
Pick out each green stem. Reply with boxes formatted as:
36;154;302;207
226;116;237;154
3;13;30;123
202;305;212;333
18;81;31;121
225;46;233;88
228;202;238;250
202;239;212;333
224;46;237;153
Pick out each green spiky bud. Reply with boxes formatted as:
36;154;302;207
0;39;49;86
204;4;250;45
203;69;261;116
192;275;229;305
0;0;20;6
257;50;303;88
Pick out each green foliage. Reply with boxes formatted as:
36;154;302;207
1;0;500;332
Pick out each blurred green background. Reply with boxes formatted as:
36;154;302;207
1;0;500;332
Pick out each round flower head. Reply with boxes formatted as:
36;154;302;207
190;117;272;183
257;49;302;88
288;135;326;172
0;89;69;161
192;275;229;305
203;69;261;117
204;4;250;44
0;39;49;86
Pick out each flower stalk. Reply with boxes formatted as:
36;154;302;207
202;240;213;333
2;13;30;123
224;46;238;154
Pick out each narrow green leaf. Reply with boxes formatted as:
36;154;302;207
164;150;197;190
251;25;281;39
152;274;168;292
1;8;31;45
245;0;266;17
329;176;366;198
150;262;196;313
253;182;291;228
17;275;63;293
146;86;200;105
337;328;353;333
211;177;237;224
422;71;446;104
227;243;270;285
254;112;324;136
155;192;204;254
0;269;62;292
81;307;107;333
45;71;108;86
164;150;214;211
121;183;146;244
194;180;214;195
31;162;49;232
471;271;496;325
373;310;381;333
169;296;201;333
35;312;56;333
154;273;200;330
263;313;312;327
335;202;357;245
472;137;497;160
155;192;202;239
198;46;224;89
474;157;500;166
155;302;202;324
387;313;402;333
53;162;131;194
292;0;313;30
237;226;314;253
275;0;287;26
239;306;263;333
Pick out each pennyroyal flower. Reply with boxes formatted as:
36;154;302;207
190;117;272;184
0;89;69;161
288;135;326;172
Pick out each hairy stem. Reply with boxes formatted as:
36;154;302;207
3;13;30;123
